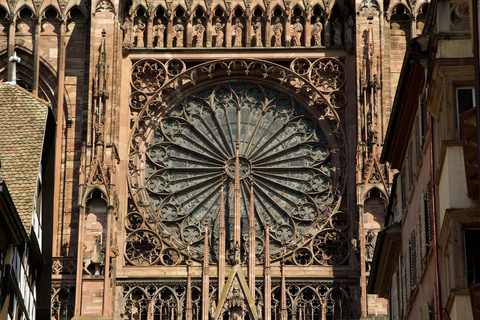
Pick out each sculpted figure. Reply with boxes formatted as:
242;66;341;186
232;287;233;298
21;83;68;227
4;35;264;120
214;18;225;47
153;18;166;47
173;18;185;47
209;299;216;319
253;17;262;46
133;20;146;47
272;17;283;47
312;17;323;46
193;18;205;47
83;236;105;276
345;15;354;44
291;17;303;46
332;18;342;46
233;18;244;47
122;16;132;45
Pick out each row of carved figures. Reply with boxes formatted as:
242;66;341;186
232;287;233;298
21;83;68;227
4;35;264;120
122;15;354;48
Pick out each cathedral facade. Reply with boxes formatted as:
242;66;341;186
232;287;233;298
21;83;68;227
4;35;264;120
0;0;428;317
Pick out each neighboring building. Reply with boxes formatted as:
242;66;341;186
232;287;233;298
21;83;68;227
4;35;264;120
0;84;55;320
368;0;479;319
0;0;428;318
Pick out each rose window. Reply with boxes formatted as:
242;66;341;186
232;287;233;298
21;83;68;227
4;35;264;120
128;83;345;264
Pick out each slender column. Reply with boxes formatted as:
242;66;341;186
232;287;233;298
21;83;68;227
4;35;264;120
225;15;232;47
185;260;193;320
7;19;16;80
233;107;241;261
264;219;271;320
53;19;67;257
147;17;154;47
265;16;271;47
206;17;212;47
32;17;41;95
248;178;256;298
304;15;311;47
359;204;366;316
202;221;210;320
103;207;113;316
246;15;252;47
74;206;86;316
285;16;291;46
218;184;226;299
280;260;288;320
166;16;173;47
186;18;193;47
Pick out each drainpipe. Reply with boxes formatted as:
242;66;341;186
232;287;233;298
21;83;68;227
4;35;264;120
473;0;480;200
428;113;442;320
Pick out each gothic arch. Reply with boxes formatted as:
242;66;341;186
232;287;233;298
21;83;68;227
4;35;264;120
64;4;89;21
41;5;61;19
387;3;412;21
15;4;36;19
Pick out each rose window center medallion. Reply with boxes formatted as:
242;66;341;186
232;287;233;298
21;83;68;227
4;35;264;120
128;81;346;265
226;157;251;179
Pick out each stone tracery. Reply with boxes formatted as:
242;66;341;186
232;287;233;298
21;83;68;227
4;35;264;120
127;58;348;267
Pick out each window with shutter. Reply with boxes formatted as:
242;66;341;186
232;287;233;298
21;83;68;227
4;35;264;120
415;114;421;164
408;143;414;188
401;170;407;210
420;303;431;320
426;179;433;245
410;229;418;289
420;195;427;268
392;271;399;320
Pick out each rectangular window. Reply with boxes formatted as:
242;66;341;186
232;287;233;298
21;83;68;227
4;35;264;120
465;229;480;286
456;87;476;138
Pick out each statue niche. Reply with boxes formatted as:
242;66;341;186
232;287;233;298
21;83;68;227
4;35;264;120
83;194;107;276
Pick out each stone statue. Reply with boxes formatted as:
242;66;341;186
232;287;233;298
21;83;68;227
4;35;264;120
122;16;132;45
345;15;354;44
233;18;243;47
209;299;216;319
291;17;303;46
272;18;283;47
332;18;342;46
253;17;262;47
133;19;146;47
257;300;264;320
193;19;205;47
312;17;323;46
153;18;166;47
83;235;105;276
214;18;225;47
173;18;184;47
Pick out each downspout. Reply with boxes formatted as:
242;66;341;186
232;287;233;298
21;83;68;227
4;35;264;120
428;112;442;320
473;0;480;200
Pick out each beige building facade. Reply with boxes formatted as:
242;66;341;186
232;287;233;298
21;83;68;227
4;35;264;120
368;0;479;319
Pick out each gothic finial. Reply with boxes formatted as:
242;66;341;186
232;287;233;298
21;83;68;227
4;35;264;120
7;52;21;85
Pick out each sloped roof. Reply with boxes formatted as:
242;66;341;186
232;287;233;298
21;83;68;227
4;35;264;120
0;83;49;236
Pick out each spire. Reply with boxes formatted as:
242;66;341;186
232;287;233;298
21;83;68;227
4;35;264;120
7;52;21;85
202;219;210;320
